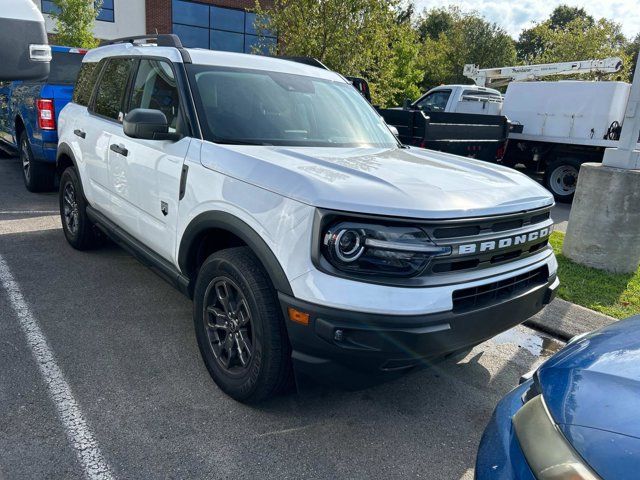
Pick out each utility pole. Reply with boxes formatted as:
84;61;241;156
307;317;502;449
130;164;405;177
563;53;640;273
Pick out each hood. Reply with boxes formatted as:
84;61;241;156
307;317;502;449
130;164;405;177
200;144;553;219
537;315;640;476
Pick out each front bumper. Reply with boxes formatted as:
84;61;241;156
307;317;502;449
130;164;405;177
475;380;536;480
280;274;557;384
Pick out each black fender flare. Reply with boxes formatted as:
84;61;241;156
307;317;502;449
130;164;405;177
178;211;294;296
56;142;78;172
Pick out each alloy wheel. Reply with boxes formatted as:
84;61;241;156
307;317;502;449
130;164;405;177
203;276;254;374
62;182;79;235
21;138;31;183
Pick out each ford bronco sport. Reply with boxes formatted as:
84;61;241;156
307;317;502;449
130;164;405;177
56;35;558;402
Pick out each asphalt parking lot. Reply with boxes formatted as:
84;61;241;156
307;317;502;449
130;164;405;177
0;153;565;480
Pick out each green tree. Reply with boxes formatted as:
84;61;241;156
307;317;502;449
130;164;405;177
51;0;100;48
548;5;594;30
626;34;640;77
416;7;516;89
254;0;424;107
517;10;630;80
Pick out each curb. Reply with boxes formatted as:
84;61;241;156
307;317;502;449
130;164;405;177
525;298;616;341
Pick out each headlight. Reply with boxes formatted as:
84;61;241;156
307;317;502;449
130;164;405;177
513;395;601;480
322;221;451;277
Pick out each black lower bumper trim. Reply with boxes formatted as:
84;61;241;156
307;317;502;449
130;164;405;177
280;275;557;383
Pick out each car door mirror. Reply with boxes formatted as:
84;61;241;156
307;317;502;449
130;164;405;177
403;98;412;110
388;125;399;136
0;0;50;81
123;108;181;141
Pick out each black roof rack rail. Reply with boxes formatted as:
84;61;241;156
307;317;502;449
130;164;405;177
98;34;191;63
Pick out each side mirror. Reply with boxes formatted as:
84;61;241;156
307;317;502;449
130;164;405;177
388;125;399;136
403;98;412;110
123;108;180;141
0;0;50;81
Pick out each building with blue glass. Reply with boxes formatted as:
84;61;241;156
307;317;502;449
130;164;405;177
36;0;276;55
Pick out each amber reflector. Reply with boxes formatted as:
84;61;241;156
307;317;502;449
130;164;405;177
288;307;310;325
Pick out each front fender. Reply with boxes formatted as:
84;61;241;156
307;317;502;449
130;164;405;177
178;211;294;296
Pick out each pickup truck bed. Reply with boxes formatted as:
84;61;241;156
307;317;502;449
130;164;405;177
378;108;513;163
0;46;85;191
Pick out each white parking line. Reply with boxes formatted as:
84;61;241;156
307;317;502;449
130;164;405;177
0;255;115;480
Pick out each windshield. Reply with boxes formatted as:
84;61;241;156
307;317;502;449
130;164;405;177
187;65;398;148
48;51;84;85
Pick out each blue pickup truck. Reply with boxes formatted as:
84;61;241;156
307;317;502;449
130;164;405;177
0;46;86;191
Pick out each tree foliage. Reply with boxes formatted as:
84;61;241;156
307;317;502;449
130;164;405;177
253;1;636;106
516;5;630;80
51;0;100;49
254;0;423;107
416;7;516;89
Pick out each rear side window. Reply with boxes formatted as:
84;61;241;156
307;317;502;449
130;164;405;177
92;58;134;121
48;51;85;84
73;62;100;107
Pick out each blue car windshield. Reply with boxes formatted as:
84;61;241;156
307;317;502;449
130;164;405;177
187;65;398;148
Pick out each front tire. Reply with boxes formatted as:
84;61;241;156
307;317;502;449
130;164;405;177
59;167;100;250
543;158;581;203
194;247;291;403
20;131;55;192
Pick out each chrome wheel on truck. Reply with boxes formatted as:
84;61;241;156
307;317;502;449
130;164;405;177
544;158;581;203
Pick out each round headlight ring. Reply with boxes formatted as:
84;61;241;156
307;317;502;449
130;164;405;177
334;229;365;263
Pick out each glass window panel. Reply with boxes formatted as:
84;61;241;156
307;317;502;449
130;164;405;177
73;61;100;106
49;51;85;84
244;35;276;55
93;58;134;121
173;24;209;49
41;0;60;14
97;8;114;22
245;12;257;35
210;29;244;53
172;0;209;28
210;6;244;33
129;59;180;131
101;0;114;8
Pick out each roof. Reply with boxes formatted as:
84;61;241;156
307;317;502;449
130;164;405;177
83;43;344;82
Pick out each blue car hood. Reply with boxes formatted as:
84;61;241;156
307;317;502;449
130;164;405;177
537;315;640;478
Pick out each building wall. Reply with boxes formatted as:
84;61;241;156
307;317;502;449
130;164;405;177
146;0;272;35
39;0;146;42
37;0;272;44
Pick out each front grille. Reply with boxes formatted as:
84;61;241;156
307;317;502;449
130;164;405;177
452;266;548;313
426;207;553;276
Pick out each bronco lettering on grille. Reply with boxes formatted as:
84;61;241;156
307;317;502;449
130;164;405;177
456;227;550;255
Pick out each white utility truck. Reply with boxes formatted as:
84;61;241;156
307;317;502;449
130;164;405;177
464;58;629;202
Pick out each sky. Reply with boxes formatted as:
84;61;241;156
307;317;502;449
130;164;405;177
414;0;640;39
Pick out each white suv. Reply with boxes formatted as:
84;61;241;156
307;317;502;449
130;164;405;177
56;35;559;402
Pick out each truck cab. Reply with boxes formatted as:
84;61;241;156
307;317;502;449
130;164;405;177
0;45;86;191
412;85;503;116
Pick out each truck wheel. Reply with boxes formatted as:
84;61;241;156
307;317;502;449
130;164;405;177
544;158;581;203
194;247;292;403
59;167;100;250
20;132;55;192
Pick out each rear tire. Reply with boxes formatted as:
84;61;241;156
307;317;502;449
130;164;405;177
193;247;292;403
543;158;581;203
20;131;55;192
59;167;100;250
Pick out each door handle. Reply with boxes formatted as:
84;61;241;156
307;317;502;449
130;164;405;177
74;129;86;139
109;143;128;157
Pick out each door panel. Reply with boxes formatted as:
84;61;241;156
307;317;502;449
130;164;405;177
84;57;135;223
108;58;189;261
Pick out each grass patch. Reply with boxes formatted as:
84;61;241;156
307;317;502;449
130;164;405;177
550;231;640;319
